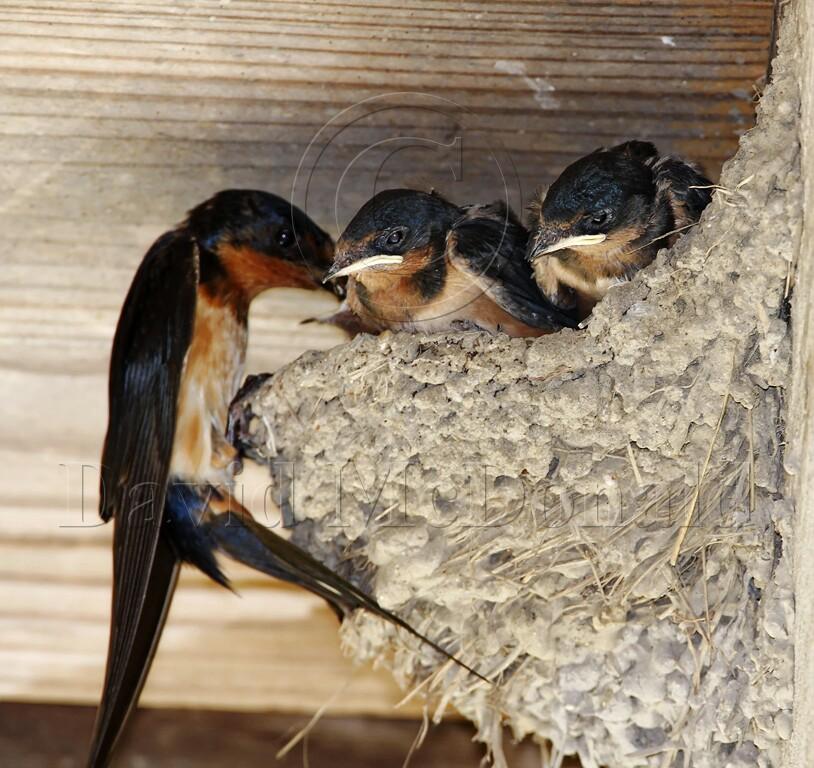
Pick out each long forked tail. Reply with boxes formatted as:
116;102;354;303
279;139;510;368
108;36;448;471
87;531;181;768
206;494;489;684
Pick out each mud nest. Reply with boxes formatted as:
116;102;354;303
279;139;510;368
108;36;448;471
232;13;800;768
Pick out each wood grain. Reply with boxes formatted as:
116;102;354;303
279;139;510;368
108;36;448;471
0;0;771;730
1;702;580;768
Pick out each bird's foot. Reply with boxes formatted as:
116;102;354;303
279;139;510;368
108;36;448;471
226;373;274;462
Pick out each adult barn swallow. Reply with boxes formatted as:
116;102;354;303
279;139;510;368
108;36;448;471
324;189;578;336
89;190;482;767
526;140;713;317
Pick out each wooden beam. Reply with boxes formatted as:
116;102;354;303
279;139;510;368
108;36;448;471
0;703;581;767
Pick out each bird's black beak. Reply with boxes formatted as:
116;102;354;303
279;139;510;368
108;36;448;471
322;255;351;283
527;226;608;262
291;224;337;290
527;227;559;263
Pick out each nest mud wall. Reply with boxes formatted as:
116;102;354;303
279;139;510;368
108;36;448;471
233;9;803;768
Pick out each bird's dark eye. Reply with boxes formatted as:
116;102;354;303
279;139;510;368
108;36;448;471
386;229;404;246
276;228;293;247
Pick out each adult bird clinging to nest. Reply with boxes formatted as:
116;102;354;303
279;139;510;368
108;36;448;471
89;189;485;768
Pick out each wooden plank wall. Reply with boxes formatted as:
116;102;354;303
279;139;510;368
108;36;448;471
0;0;772;725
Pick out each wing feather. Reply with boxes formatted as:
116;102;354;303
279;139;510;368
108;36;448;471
651;156;714;224
447;202;578;330
89;231;197;766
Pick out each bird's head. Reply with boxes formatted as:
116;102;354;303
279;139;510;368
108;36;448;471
527;141;659;264
186;189;336;299
325;189;458;286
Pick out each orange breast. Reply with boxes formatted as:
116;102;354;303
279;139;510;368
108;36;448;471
169;289;248;484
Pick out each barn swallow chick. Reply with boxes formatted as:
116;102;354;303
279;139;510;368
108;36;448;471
526;140;713;318
324;189;578;336
89;190;483;768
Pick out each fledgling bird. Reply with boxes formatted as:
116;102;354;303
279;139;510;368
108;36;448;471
88;190;483;768
526;140;713;318
323;189;578;336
